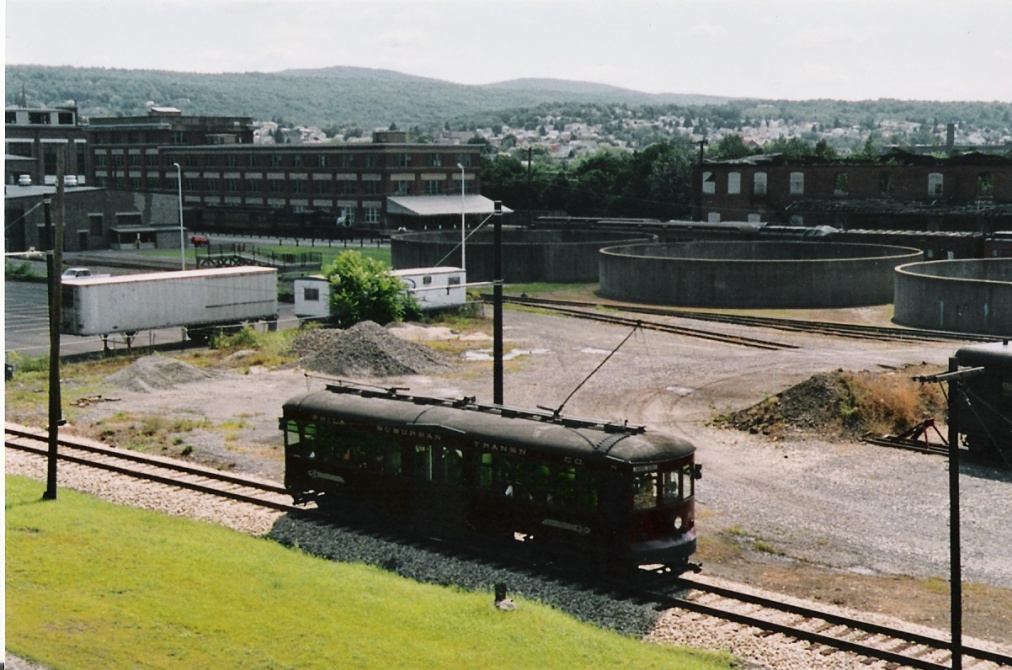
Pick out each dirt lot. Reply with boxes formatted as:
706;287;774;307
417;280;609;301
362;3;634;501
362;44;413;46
38;300;1012;645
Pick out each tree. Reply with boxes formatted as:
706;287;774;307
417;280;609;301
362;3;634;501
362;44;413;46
324;251;418;328
708;134;756;160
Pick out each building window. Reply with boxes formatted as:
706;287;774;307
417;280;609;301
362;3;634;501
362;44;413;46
292;154;303;168
397;153;412;167
456;153;472;167
338;181;356;195
5;111;16;124
128;154;141;167
978;172;994;198
268;179;284;194
753;172;767;196
95;154;107;168
362;180;381;195
429;153;442;167
317;154;329;168
339;153;355;168
314;180;331;195
29;112;50;125
226;179;240;193
185;155;199;168
270;154;283;168
364;207;380;224
205;178;219;191
172;131;185;144
247;154;259;167
246;178;263;193
425;180;443;195
364;154;377;168
303;287;320;302
58;112;74;125
226;155;238;168
702;171;715;194
928;173;944;197
834;172;849;196
727;172;741;195
292;180;306;194
789;172;805;195
146;154;159;167
393;179;412;195
205;155;218;168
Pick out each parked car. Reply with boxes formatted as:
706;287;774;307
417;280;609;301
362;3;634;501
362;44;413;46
61;267;109;279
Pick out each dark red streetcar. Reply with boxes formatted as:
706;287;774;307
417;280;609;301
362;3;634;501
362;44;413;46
280;381;701;576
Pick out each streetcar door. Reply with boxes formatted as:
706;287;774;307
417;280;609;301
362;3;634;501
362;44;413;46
411;443;466;536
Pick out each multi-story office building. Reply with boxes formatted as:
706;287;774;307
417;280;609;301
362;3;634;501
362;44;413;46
4;105;88;186
694;149;1012;230
85;109;485;232
155;130;483;232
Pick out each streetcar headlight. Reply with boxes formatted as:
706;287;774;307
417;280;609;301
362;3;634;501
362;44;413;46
673;515;683;531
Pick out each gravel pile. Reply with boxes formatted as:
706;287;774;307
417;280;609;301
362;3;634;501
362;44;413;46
292;321;449;377
105;355;215;393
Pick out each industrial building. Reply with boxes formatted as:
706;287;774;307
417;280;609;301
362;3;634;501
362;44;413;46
694;149;1012;231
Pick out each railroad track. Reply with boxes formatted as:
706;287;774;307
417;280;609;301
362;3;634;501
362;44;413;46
483;295;799;350
5;425;295;512
9;425;1012;667
491;295;994;344
637;574;1012;669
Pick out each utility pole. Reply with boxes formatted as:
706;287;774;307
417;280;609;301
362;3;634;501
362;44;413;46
493;200;503;405
43;151;66;500
915;362;985;670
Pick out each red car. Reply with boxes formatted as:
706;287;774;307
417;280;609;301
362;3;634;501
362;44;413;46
190;234;210;247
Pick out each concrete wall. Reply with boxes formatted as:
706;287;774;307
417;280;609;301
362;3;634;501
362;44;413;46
390;229;656;283
894;258;1012;336
599;241;923;308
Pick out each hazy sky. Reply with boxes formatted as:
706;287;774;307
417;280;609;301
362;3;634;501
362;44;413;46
5;0;1012;102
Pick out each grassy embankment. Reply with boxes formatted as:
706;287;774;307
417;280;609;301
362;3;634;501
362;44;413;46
5;475;734;670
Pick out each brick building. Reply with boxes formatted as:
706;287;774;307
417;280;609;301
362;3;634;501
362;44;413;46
3;184;178;253
694;150;1012;231
4;105;88;186
154;129;484;233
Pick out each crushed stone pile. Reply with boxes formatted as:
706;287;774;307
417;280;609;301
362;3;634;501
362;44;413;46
106;355;216;393
291;321;450;377
715;367;946;439
717;371;857;437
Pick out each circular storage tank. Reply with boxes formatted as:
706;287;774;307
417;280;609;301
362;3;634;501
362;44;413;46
599;241;923;308
391;229;656;283
894;258;1012;336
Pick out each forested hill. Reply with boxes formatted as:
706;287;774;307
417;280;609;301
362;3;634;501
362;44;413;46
4;64;724;130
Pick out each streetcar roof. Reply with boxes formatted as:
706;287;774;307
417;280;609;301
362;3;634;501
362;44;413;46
282;387;695;466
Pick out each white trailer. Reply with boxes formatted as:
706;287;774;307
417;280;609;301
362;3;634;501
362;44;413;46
293;274;332;320
61;266;278;343
392;267;466;311
293;266;466;321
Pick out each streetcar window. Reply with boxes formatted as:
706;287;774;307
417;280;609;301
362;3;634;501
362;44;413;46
661;469;681;504
479;452;599;509
633;472;658;509
414;444;462;484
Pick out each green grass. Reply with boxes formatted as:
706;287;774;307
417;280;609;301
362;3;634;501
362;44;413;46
6;475;733;670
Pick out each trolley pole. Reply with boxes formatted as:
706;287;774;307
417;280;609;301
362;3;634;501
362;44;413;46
493;200;503;405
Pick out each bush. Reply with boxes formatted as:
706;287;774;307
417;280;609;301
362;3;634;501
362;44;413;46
324;251;420;328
